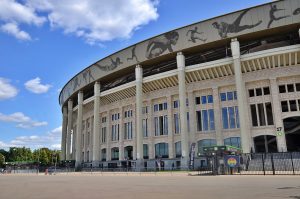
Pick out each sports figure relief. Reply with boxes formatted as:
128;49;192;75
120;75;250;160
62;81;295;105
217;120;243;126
186;26;206;43
145;31;179;59
212;9;262;39
267;4;290;28
96;57;123;71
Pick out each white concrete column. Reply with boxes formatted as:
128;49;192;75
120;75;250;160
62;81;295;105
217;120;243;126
92;82;101;166
187;91;196;144
167;95;174;158
66;99;73;160
270;78;287;152
106;111;111;161
119;107;124;160
75;91;83;167
212;87;223;145
61;106;68;160
177;52;189;167
135;65;143;160
230;38;251;153
148;100;155;159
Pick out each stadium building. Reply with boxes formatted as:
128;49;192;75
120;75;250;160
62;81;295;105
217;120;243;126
59;0;300;169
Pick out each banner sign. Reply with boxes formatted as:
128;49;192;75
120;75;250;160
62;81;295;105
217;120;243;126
276;127;284;136
189;143;196;168
224;155;240;168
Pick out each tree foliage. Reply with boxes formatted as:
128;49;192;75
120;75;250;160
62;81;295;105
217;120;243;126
0;147;61;167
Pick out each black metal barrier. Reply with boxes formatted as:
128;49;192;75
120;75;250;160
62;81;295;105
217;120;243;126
222;152;300;175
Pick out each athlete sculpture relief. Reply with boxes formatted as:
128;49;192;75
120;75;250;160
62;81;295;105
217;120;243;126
127;45;139;62
145;31;179;59
186;27;206;43
96;57;123;71
212;9;262;39
267;4;290;28
82;68;95;84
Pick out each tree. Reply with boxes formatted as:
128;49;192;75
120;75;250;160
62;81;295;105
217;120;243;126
0;153;5;167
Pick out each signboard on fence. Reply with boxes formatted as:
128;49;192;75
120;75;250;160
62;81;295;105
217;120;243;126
224;155;240;168
189;143;196;168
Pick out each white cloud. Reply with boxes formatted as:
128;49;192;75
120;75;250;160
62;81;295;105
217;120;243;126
0;0;46;40
24;77;52;94
0;112;48;129
0;126;62;150
0;22;31;40
0;78;18;100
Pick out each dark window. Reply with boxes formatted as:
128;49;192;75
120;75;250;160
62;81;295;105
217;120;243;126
201;96;207;104
279;85;286;93
207;95;213;103
289;100;297;111
220;93;226;101
195;97;201;105
257;103;266;126
296;83;300;92
250;104;258;126
265;103;274;125
234;91;237;100
227;92;233;100
298;100;300;111
287;84;294;92
196;111;202;131
281;101;288;112
256;88;262;96
249;89;255;97
263;87;270;95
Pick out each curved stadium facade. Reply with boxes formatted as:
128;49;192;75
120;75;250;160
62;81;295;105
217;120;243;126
59;0;300;169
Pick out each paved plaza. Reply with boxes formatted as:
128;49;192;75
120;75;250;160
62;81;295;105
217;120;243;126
0;174;300;199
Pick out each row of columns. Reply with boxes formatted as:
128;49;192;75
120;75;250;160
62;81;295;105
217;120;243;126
61;38;285;166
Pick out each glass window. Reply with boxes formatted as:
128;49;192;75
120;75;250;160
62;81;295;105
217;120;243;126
257;103;266;126
235;106;240;128
198;139;216;155
202;110;208;131
159;104;163;111
174;113;180;134
234;91;237;100
256;88;262;96
175;142;181;158
287;84;294;92
250;104;258;126
111;148;119;160
143;119;148;137
143;144;149;159
249;89;255;97
201;96;207;104
208;109;215;131
265;103;274;125
173;100;179;108
228;107;236;129
155;143;169;158
196;111;202;131
186;98;189;106
187;112;190;133
207;95;213;103
163;115;168;135
263;87;270;95
154;117;159;136
101;149;106;161
227;92;233;100
222;107;229;129
163;102;168;110
220;93;226;101
279;85;286;93
290;100;297;111
195;97;201;105
296;83;300;92
281;101;288;112
154;104;158;112
299;100;300;111
224;137;241;148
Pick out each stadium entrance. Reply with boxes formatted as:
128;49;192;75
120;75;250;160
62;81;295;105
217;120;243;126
254;135;278;153
284;116;300;152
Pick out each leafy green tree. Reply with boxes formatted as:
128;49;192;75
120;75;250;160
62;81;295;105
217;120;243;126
0;153;5;167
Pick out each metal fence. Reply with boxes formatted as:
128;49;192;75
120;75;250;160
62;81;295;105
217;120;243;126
235;152;300;175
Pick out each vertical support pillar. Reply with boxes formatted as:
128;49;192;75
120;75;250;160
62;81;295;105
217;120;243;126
187;91;196;145
92;82;101;166
119;107;124;160
106;111;111;161
148;100;155;159
66;99;73;160
167;95;174;158
61;106;68;160
75;91;83;168
270;78;287;152
212;87;223;145
231;38;251;153
135;65;143;169
177;52;189;168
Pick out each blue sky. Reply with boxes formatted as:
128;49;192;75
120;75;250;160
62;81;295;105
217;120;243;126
0;0;270;150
